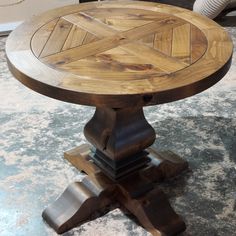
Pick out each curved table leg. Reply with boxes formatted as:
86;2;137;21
118;187;186;236
116;148;188;236
43;105;189;235
42;174;114;234
61;144;188;235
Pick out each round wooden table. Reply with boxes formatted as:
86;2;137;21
6;1;233;235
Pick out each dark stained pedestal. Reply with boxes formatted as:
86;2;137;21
84;107;156;180
5;1;233;235
42;107;189;236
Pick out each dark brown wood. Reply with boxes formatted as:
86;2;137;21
84;107;155;179
118;186;186;236
43;143;188;235
42;173;115;234
42;107;189;236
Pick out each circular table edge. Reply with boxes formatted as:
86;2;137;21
5;1;234;108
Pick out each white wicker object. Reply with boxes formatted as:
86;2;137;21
193;0;232;19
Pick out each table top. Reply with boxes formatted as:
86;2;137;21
6;1;233;108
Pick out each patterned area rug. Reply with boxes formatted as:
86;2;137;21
0;19;236;236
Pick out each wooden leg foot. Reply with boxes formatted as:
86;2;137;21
142;147;189;182
118;176;186;236
64;143;99;176
43;144;188;235
42;174;114;234
43;105;189;235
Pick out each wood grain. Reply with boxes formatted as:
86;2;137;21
31;18;59;57
154;29;173;56
6;1;233;108
62;25;87;50
172;23;191;63
190;24;208;63
40;18;73;57
103;19;153;31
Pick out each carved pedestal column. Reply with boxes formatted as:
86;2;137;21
84;107;156;180
42;107;188;235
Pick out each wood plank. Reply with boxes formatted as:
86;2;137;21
82;8;168;21
31;18;59;57
120;17;185;43
63;12;184;39
82;32;98;45
172;23;191;64
153;29;172;56
60;65;164;81
59;54;165;80
102;19;153;31
99;47;129;56
202;28;232;63
191;25;208;63
42;35;129;66
42;17;185;66
7;50;66;86
174;11;221;30
62;25;87;50
139;34;155;48
96;48;163;69
59;76;156;95
40;18;73;57
96;2;185;15
64;144;100;176
63;12;116;38
121;43;188;73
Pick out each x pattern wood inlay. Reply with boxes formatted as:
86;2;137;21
7;1;233;106
31;8;208;80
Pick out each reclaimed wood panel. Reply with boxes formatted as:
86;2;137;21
139;34;155;48
153;29;173;56
172;23;191;64
31;18;59;57
41;17;185;66
62;25;87;50
40;18;72;57
102;19;153;31
5;1;233;108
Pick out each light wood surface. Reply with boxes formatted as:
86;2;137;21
6;1;233;107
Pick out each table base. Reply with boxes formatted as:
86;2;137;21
42;144;188;236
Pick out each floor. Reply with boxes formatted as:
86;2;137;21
0;1;236;236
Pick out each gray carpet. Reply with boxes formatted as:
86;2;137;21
0;6;236;236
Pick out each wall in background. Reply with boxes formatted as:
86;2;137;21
0;0;79;34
